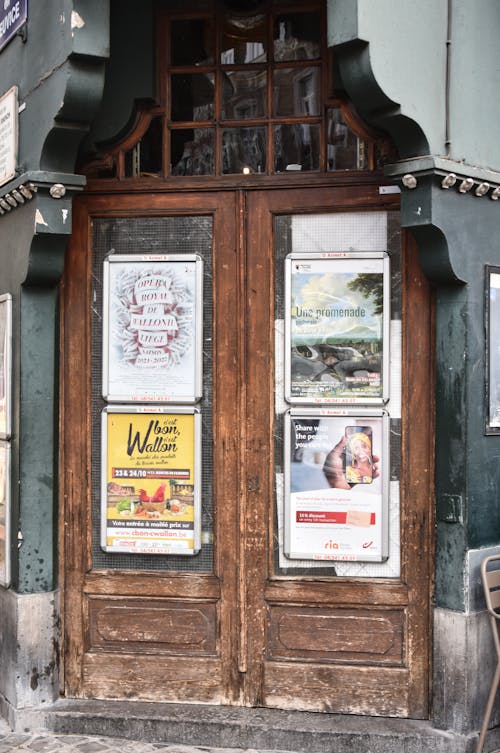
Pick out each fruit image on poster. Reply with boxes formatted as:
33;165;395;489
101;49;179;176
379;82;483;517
101;408;200;554
285;254;389;404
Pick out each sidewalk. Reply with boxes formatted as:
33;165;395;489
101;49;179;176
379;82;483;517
0;721;271;753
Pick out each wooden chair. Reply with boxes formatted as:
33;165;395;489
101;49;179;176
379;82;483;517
477;554;500;753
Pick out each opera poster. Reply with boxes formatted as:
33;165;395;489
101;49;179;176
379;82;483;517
103;254;203;403
285;253;389;404
284;410;389;562
0;441;10;586
101;407;201;555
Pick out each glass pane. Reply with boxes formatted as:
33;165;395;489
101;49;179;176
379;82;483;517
290;213;389;252
273;67;320;117
221;13;266;64
92;217;214;573
124;117;163;178
171;18;214;65
171;129;214;175
274;12;321;61
222;70;267;119
274;124;320;172
327;108;367;171
222;126;266;173
171;73;215;121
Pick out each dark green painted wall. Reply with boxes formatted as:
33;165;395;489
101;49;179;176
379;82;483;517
0;1;108;594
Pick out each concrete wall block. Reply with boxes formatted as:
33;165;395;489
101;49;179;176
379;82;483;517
0;590;60;710
433;607;500;735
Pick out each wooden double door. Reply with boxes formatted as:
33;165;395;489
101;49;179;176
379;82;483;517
60;183;433;716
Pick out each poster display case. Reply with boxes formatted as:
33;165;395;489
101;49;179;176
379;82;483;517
486;266;500;433
284;253;390;404
284;408;389;562
102;254;203;404
0;440;10;586
101;406;201;555
0;293;12;439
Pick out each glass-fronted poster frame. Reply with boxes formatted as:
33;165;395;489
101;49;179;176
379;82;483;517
0;441;10;586
103;254;203;403
284;408;389;562
0;293;12;439
285;253;390;404
101;406;201;555
486;265;500;433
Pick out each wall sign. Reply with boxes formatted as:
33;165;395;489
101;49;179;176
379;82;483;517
0;441;10;587
285;253;390;404
0;86;18;187
0;294;12;439
103;254;203;403
101;406;201;555
284;408;389;562
0;0;27;53
486;266;500;433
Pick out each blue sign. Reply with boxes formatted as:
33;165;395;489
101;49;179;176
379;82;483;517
0;0;27;54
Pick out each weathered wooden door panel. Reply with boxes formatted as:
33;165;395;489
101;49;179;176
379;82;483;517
241;188;432;717
61;191;241;704
61;184;432;717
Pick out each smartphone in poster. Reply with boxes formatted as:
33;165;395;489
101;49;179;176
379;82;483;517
103;254;203;403
285;253;390;404
101;407;201;555
284;409;389;562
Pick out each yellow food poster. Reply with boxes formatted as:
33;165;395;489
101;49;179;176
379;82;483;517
101;408;200;555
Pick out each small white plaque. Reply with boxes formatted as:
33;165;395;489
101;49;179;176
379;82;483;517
0;86;17;187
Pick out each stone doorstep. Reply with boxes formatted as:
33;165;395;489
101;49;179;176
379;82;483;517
7;700;496;753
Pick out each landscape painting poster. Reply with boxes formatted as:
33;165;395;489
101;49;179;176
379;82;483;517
284;409;389;562
103;254;203;404
101;406;201;555
285;253;390;404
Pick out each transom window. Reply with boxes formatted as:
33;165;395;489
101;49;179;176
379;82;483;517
88;0;388;180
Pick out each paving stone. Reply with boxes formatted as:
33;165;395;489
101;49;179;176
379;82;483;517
0;733;277;753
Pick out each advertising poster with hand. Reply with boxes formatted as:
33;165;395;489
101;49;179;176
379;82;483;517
284;409;388;562
101;407;200;555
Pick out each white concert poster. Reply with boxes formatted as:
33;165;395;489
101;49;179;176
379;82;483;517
103;255;203;403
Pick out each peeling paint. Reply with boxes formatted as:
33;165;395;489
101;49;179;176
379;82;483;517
35;209;48;228
71;11;85;31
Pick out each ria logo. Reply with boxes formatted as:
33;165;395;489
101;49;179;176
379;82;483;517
324;539;339;550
